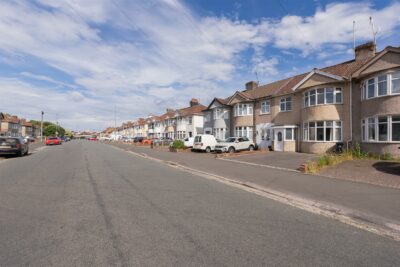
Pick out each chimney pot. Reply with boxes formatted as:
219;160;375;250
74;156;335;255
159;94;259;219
190;98;199;106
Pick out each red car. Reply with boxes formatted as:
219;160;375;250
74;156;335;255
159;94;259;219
88;137;98;141
46;137;61;145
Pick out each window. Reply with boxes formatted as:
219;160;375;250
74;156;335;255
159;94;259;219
378;75;387;96
362;115;400;142
214;128;227;140
303;88;342;107
368;117;376;141
303;121;342;142
260;100;270;114
378;117;388;141
234;104;253;116
392;72;400;94
235;126;252;138
392;116;400;141
285;128;294;141
204;113;211;122
188;117;192;124
362;71;400;99
214;109;229;119
280;97;292;112
367;78;375;98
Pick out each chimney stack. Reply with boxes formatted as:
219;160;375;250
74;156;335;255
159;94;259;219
190;98;199;107
245;81;258;91
355;42;376;61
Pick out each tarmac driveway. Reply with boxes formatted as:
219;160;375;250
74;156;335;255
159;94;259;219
224;151;318;170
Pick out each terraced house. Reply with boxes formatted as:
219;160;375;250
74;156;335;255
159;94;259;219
204;42;400;156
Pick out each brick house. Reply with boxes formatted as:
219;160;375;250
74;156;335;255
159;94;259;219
203;42;400;156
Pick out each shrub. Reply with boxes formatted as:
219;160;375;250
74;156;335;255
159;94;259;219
380;152;394;161
171;140;185;149
351;143;368;159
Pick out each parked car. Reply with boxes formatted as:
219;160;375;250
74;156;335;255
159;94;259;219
183;137;194;148
215;137;255;153
142;138;153;145
153;137;173;146
0;137;29;157
133;137;144;143
192;134;218;153
24;136;35;143
99;136;112;141
46;137;62;145
87;137;97;141
61;136;71;142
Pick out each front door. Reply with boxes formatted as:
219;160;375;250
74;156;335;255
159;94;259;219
274;130;284;151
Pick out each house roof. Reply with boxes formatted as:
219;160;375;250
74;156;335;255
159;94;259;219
205;96;232;110
177;104;207;117
239;53;377;99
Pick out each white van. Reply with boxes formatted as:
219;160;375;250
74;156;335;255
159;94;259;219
192;134;218;153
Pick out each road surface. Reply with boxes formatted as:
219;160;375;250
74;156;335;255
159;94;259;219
0;140;399;266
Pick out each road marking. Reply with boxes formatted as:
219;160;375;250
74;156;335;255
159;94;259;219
110;144;400;242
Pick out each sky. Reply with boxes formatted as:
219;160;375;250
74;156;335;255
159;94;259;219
0;0;399;131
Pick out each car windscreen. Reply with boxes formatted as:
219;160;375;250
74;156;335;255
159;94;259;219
48;137;58;140
225;137;236;143
0;138;18;145
194;136;201;142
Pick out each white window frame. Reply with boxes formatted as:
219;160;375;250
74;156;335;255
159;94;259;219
260;100;271;114
302;121;342;142
235;126;253;138
279;97;292;112
303;87;343;108
361;115;400;143
234;103;253;117
361;71;400;100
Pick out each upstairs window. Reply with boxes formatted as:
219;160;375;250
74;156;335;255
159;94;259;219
234;104;253;117
362;71;400;99
214;108;229;119
280;97;292;112
260;100;270;114
303;87;342;107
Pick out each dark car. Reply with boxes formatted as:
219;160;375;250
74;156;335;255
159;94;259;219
133;137;144;143
0;137;29;157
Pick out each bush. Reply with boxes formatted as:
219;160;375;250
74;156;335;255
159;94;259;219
380;152;394;161
171;140;185;149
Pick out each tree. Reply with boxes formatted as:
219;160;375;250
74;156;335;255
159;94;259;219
43;124;65;137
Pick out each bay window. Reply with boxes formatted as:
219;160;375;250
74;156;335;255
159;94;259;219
260;100;270;114
362;115;400;142
303;121;342;142
214;128;227;140
235;126;253;138
285;128;294;141
362;71;400;99
214;108;229;119
303;87;342;107
280;97;292;112
234;104;253;116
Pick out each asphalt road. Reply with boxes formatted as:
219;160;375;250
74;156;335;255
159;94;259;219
0;141;399;266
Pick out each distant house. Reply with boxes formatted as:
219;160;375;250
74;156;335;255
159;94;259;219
0;114;22;137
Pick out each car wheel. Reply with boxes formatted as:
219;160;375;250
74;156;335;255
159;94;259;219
18;150;24;157
228;146;235;153
205;146;211;153
248;145;254;151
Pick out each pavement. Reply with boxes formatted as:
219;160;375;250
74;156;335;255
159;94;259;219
108;142;400;238
319;159;400;189
220;151;317;171
0;140;399;266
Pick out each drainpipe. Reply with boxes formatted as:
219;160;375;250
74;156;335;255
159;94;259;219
253;100;256;144
348;77;353;150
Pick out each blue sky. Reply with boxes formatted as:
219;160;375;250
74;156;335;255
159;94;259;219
0;0;399;131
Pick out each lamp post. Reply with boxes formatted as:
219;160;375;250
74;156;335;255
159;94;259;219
40;111;44;142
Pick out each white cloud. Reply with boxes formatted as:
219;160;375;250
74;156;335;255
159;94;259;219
271;2;400;54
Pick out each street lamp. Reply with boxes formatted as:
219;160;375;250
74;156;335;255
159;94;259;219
40;111;44;142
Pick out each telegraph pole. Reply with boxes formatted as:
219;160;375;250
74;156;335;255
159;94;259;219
40;111;44;142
